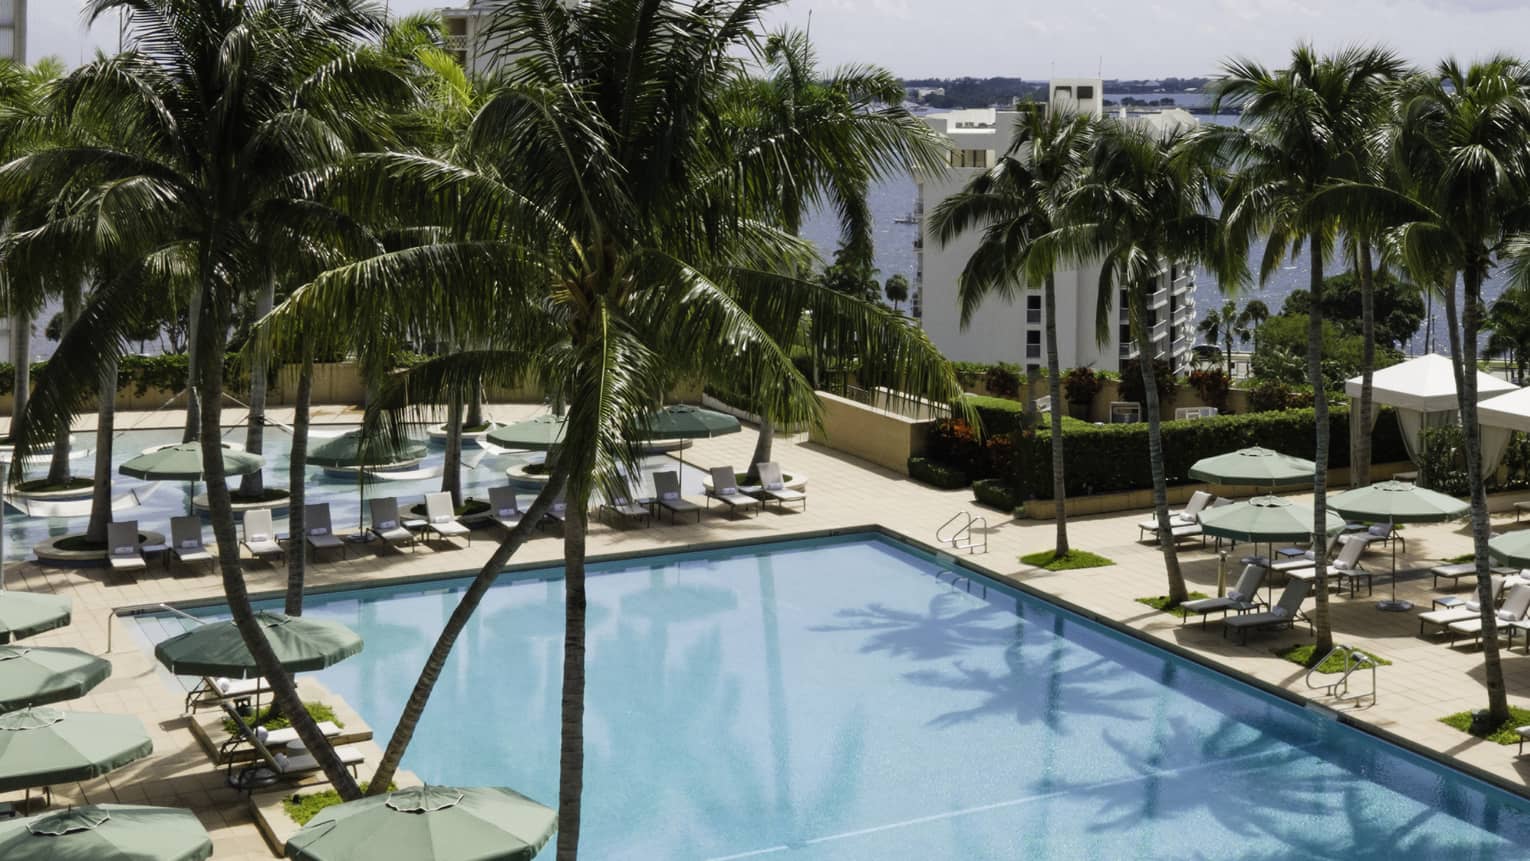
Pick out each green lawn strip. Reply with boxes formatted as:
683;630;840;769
1274;643;1391;673
1439;706;1530;746
1020;549;1115;571
1135;592;1210;618
223;702;342;736
284;782;395;825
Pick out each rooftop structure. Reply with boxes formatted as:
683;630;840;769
0;0;24;64
915;78;1200;374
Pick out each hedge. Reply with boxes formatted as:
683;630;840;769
973;478;1022;512
908;456;969;489
961;394;1028;437
1012;406;1410;499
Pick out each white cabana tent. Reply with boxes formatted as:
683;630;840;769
1346;353;1518;477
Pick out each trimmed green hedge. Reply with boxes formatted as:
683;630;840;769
962;394;1028;437
909;456;969;489
973;478;1022;511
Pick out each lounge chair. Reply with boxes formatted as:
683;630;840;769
1223;580;1312;644
185;675;271;714
107;521;148;574
1285;535;1368;595
706;466;761;518
303;503;347;560
1180;564;1267;628
1418;575;1518;636
216;720;343;765
653;470;702;523
1270;534;1341;574
241;509;285;562
227;708;365;791
540;490;570;531
170;515;214;574
601;490;652;528
489;486;523;530
1445;583;1530;647
424;492;472;546
755;462;807;511
1137;491;1212;540
367;497;417;552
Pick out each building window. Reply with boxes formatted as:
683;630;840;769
1054;86;1073;99
1077;85;1095;99
950;149;990;168
1026;330;1042;359
1026;294;1042;324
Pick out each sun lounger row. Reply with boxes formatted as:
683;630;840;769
1135;491;1230;544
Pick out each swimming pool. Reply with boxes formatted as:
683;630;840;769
3;425;707;567
134;533;1530;859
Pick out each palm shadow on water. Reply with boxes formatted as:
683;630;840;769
810;588;1014;661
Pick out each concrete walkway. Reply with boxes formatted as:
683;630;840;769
4;406;1530;856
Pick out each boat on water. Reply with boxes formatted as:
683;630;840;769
892;213;918;225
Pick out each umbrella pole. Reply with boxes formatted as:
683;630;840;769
1378;518;1412;612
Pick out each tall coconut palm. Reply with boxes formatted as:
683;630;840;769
1486;289;1530;384
727;26;945;480
1236;297;1269;355
266;2;962;855
1196;299;1245;376
1065;122;1223;605
1209;44;1406;654
0;0;413;798
929;105;1095;558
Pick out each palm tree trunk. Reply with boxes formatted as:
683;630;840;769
1132;283;1186;604
1355;242;1376;487
365;467;568;792
1307;240;1333;656
11;312;29;434
556;497;589;861
239;278;275;498
183;287;203;443
195;290;360;798
1044;274;1068;555
465;378;485;429
746;420;774;485
442;392;464;507
1460;267;1510;724
46;282;82;485
285;352;313;616
85;355;117;545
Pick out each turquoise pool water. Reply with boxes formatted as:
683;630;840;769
135;534;1530;859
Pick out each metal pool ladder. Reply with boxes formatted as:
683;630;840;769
1305;644;1377;706
937;511;987;555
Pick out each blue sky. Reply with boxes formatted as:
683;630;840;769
25;0;1530;78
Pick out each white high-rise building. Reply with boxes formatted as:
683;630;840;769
1;0;25;65
439;1;498;75
915;78;1200;374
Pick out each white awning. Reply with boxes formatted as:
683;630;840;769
1345;354;1516;412
1478;387;1530;432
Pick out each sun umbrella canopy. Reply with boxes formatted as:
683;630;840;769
285;785;556;861
0;804;213;861
0;646;111;713
1345;353;1517;412
1490;531;1530;567
486;415;568;451
1328;480;1469;524
1186;447;1315;487
0;593;70;644
1198;495;1346;543
153;611;363;678
633;405;741;440
0;706;152;792
120;442;264;481
308;431;427;469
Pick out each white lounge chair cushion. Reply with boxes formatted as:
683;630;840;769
1271;606;1289;619
310;528;327;536
114;545;135;555
498;508;516;518
180;539;200;549
719;487;737;496
378;519;397;530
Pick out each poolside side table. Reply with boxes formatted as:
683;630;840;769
1432;595;1465;612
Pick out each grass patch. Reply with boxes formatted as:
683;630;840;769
1135;592;1211;618
1442;553;1475;564
16;477;93;493
1020;549;1115;571
1439;705;1530;745
1274;643;1391;673
230;487;290;504
223;702;341;736
283;782;395;825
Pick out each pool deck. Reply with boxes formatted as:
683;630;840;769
7;402;1530;856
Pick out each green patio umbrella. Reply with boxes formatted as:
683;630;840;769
0;592;70;644
634;404;741;440
285;785;556;861
485;415;568;451
120;442;265;514
153;611;363;678
1489;530;1530;568
1198;495;1347;544
308;431;428;470
0;706;152;796
1329;480;1469;612
1187;446;1316;487
0;646;111;713
0;804;212;861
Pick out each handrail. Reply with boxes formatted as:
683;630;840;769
936;511;988;555
937;511;971;545
1304;644;1377;706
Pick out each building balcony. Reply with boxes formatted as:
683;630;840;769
1148;288;1169;311
1152;320;1169;342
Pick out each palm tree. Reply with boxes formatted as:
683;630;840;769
1196;299;1245;377
1486;290;1530;384
1235;298;1269;355
1394;57;1530;727
884;273;910;312
1210;44;1406;654
929;105;1095;558
268;2;961;855
0;0;413;798
729;26;945;480
1066;123;1223;605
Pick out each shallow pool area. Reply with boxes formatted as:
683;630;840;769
133;533;1530;859
2;425;707;566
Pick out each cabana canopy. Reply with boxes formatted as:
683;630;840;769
1476;387;1530;433
1346;354;1518;475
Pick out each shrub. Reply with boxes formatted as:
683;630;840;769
983;363;1021;397
952;361;988;388
1247;380;1293;412
927;419;984;476
960;394;1028;438
1063;367;1103;404
1418;424;1471;496
1118;357;1175;407
972;478;1021;511
909;456;970;489
1186;368;1231;411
